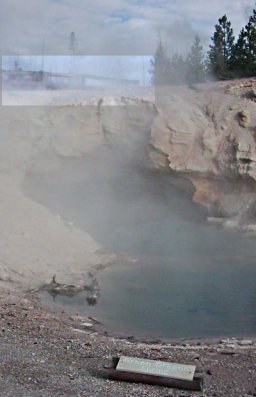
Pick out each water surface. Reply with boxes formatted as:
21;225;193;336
24;147;256;339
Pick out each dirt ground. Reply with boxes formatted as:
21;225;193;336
0;287;255;397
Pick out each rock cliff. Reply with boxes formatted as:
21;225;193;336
149;79;256;226
1;80;256;286
0;97;156;286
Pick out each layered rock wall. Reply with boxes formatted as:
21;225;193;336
0;97;156;286
149;80;256;223
1;81;256;287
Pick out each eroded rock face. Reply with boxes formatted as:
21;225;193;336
149;79;256;223
2;84;256;287
28;98;157;175
14;84;256;225
0;97;157;286
0;97;156;179
237;110;250;128
150;81;256;178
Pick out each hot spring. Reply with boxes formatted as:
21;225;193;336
23;145;256;340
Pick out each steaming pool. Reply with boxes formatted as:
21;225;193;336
24;148;256;340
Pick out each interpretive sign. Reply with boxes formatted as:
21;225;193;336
116;356;196;381
104;356;203;391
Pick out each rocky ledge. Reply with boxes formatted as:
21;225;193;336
1;80;256;287
149;79;256;227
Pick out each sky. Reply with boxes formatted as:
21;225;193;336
0;0;255;57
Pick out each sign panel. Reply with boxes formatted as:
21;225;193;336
116;356;196;381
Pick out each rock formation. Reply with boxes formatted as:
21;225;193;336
149;79;256;224
0;96;156;287
1;79;256;287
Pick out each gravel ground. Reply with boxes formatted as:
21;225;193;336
0;290;256;397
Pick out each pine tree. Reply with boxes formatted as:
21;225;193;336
150;40;171;85
243;8;256;76
207;15;235;79
230;8;256;78
169;54;188;85
230;28;247;77
187;35;205;83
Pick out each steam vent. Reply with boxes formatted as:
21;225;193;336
1;2;256;395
